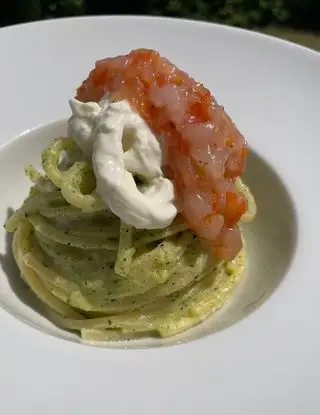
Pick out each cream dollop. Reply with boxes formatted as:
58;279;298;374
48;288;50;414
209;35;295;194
68;97;177;229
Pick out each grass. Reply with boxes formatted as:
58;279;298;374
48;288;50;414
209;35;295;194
260;27;320;51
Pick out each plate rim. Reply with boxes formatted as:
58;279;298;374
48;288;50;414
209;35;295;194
1;14;320;58
0;14;319;415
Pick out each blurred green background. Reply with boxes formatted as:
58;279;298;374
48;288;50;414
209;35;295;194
1;0;320;51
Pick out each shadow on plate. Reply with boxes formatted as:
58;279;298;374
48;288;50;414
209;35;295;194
198;148;298;336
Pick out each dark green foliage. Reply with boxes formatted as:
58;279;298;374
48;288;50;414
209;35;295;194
0;0;85;27
85;0;142;15
44;0;85;18
146;0;289;27
286;0;320;30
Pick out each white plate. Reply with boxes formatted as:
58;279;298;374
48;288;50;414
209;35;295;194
0;15;319;415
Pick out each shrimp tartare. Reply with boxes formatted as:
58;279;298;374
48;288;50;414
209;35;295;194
77;49;248;260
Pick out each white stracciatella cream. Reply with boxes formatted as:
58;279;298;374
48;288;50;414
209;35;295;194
68;97;177;229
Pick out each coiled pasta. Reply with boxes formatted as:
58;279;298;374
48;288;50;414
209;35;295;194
6;137;256;341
